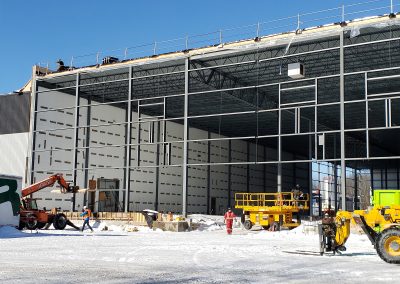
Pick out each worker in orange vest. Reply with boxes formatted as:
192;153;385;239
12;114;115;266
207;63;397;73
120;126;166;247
224;208;236;235
80;206;93;232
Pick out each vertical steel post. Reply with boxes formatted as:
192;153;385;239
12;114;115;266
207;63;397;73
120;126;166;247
334;138;338;212
342;5;345;23
277;83;282;192
365;72;370;158
83;95;91;207
308;120;313;216
340;29;346;211
354;167;358;210
228;140;232;207
391;0;394;14
28;66;38;186
318;162;321;216
207;131;211;214
297;14;300;31
124;66;133;212
72;72;80;212
263;146;267;192
155;121;161;211
247;142;250;193
182;57;189;216
256;22;260;38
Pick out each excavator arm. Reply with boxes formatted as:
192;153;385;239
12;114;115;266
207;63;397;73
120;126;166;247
22;174;79;197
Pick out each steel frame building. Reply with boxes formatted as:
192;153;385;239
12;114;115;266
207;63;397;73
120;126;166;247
28;14;400;215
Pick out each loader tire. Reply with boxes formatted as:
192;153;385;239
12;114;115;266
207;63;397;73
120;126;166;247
376;227;400;264
36;222;46;230
18;221;25;230
53;213;67;230
26;214;38;230
243;220;253;230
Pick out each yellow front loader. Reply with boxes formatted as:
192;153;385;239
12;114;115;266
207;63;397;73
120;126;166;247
319;205;400;264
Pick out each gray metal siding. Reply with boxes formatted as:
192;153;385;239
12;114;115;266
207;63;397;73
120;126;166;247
0;93;30;134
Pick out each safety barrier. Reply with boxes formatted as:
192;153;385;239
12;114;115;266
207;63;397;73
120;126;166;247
235;192;309;210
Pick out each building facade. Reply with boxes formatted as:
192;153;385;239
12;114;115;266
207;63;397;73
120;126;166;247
27;15;400;215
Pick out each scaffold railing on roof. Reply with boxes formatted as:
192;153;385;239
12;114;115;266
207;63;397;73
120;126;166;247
38;0;400;73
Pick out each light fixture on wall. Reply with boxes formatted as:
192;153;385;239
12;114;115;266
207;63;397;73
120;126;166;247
288;62;305;79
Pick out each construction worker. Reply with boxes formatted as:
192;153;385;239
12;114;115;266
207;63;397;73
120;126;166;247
80;206;93;232
268;215;278;231
291;184;304;206
224;208;236;235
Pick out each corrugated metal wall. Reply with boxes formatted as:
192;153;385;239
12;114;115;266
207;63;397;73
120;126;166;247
0;92;31;185
0;92;30;134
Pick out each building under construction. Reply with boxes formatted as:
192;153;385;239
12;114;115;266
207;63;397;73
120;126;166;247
26;7;400;215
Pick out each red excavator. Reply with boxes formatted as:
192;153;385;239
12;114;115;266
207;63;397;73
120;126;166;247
19;173;80;230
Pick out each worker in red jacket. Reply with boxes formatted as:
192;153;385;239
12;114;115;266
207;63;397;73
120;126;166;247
224;208;236;235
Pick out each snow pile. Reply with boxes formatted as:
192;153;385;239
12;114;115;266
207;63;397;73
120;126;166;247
189;214;225;231
0;226;25;238
90;221;161;233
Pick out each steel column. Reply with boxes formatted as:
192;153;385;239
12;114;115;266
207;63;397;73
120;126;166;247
365;72;370;158
247;141;250;193
207;131;211;214
308;121;313;216
228;139;232;207
277;83;282;192
182;57;189;216
124;67;133;212
28;67;38;186
154;121;161;211
72;72;80;212
354;167;358;210
83;95;91;207
340;30;346;211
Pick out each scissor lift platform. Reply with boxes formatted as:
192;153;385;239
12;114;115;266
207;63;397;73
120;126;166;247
235;192;309;230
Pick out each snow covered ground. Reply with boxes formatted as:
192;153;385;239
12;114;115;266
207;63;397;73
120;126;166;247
0;217;399;284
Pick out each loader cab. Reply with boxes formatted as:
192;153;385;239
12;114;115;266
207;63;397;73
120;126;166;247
22;198;39;210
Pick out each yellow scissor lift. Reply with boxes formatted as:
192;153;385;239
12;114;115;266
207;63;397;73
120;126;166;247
235;192;309;230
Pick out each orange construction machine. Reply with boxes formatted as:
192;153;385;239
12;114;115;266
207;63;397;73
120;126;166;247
19;174;80;230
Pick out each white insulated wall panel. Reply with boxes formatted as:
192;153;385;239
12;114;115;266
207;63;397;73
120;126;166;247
0;133;29;185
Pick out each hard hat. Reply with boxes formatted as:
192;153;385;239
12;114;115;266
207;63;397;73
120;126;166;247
83;206;87;209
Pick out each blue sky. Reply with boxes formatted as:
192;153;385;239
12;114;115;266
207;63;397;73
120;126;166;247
0;0;394;93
